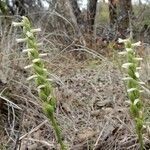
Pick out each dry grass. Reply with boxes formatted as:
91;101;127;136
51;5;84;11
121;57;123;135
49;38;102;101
0;17;150;150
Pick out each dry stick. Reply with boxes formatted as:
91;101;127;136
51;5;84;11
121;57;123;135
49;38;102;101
93;122;108;150
19;120;48;140
13;110;24;150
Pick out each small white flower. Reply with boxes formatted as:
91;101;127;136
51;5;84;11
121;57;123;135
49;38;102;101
39;53;48;57
27;75;37;81
134;98;140;105
139;81;145;85
122;77;133;81
37;43;43;46
32;58;40;63
139;90;144;93
132;41;141;47
47;79;53;82
135;72;140;78
24;64;33;69
126;48;133;52
22;48;33;53
118;38;129;43
134;57;143;61
127;88;137;93
136;67;141;70
43;69;47;72
37;84;46;89
26;31;33;37
122;63;133;69
12;22;23;27
118;51;127;55
16;38;27;43
31;28;41;33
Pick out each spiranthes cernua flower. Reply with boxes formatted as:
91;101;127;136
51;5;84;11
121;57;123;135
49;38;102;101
24;64;33;69
127;88;137;93
12;22;23;27
22;48;34;53
16;38;27;43
30;28;41;33
119;38;144;149
126;48;133;52
122;63;133;69
27;75;37;81
118;38;129;43
13;16;65;150
132;41;141;47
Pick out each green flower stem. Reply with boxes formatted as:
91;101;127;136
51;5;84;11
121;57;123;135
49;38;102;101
13;17;65;150
118;38;144;150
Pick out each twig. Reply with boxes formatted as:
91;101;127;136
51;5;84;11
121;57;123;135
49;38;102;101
19;120;48;140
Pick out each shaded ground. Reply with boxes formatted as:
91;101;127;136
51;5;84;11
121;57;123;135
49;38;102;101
0;48;150;150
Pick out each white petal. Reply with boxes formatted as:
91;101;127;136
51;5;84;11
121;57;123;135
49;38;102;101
39;53;48;57
37;43;43;46
132;41;141;47
136;67;141;70
27;75;37;81
22;48;33;53
134;99;140;105
122;77;133;80
127;88;137;93
31;28;41;33
139;81;145;85
16;38;27;43
26;31;33;37
43;69;47;72
12;22;23;26
122;63;133;69
118;51;127;55
37;84;46;89
32;58;40;63
24;64;33;69
126;48;133;52
47;79;53;82
118;38;129;43
135;72;140;78
134;57;143;61
139;90;144;93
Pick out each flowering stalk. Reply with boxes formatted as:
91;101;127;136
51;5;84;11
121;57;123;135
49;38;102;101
12;17;65;150
118;38;144;150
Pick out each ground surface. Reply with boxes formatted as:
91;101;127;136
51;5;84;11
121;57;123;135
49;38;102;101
0;48;150;150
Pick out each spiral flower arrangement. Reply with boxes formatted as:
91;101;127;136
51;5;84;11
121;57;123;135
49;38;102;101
118;38;144;150
12;17;65;150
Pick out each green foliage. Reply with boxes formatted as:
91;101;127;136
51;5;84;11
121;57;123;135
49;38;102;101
0;0;8;15
12;17;65;150
133;4;150;26
96;2;109;24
